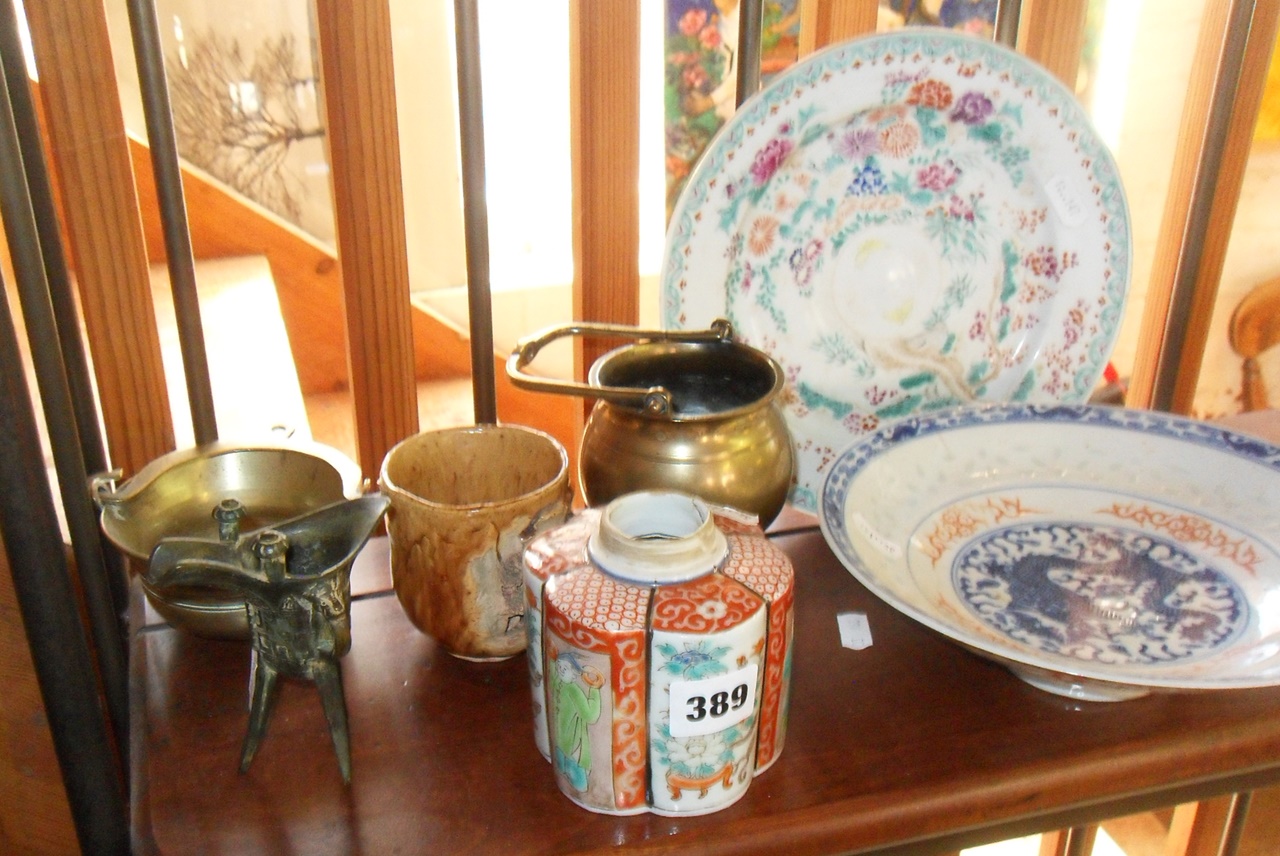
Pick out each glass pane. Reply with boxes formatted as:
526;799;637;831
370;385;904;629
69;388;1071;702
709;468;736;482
1192;24;1280;418
879;0;999;36
157;0;335;245
664;1;803;219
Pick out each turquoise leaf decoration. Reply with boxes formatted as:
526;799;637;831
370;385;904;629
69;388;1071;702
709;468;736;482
876;394;923;419
798;382;852;419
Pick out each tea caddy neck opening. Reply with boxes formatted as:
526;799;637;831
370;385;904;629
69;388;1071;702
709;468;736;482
587;491;729;585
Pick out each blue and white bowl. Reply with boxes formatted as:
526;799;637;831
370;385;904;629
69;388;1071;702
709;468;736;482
819;403;1280;701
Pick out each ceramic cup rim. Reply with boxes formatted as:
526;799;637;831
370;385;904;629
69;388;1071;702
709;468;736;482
377;422;569;511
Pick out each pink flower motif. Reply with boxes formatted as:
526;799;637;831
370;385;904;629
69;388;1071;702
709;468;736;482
969;311;987;339
917;160;960;192
699;25;722;49
947;193;978;222
750;137;794;185
679;9;708;36
682;64;709;90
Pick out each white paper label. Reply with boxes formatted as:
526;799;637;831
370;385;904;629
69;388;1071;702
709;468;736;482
838;611;873;650
668;664;758;738
1045;173;1088;227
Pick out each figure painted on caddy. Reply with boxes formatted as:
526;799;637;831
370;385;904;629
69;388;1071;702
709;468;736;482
549;648;604;792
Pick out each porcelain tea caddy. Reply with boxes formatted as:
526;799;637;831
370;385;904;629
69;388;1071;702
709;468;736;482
522;490;795;816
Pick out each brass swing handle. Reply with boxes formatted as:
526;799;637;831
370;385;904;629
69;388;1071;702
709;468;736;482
505;319;734;416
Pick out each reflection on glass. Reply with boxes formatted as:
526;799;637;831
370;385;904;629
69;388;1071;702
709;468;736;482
878;0;998;37
159;0;334;244
664;1;802;218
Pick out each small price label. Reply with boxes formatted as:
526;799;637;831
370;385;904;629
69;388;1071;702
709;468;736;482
1045;173;1087;227
838;611;873;650
668;664;758;738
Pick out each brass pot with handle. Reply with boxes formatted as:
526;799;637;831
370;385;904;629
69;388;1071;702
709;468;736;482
506;320;794;527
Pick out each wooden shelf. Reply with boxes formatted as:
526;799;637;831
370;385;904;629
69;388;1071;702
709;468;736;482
132;528;1280;855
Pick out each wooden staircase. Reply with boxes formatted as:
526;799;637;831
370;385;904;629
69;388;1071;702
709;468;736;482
126;134;579;465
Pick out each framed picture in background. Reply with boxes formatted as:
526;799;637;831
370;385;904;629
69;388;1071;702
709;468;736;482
663;0;1001;218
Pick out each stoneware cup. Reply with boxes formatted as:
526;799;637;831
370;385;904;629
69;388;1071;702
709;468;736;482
379;424;572;661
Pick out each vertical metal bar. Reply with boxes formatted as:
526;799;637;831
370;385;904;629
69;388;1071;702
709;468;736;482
1060;825;1098;856
0;0;128;623
1220;791;1254;856
1150;0;1255;412
0;26;129;762
125;0;218;445
736;0;763;107
453;0;498;425
1038;826;1100;856
0;283;129;854
994;0;1022;48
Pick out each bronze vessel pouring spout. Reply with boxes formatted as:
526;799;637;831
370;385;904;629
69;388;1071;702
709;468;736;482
92;438;363;639
145;494;390;784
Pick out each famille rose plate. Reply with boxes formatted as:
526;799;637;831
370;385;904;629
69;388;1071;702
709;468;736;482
662;31;1131;512
819;404;1280;702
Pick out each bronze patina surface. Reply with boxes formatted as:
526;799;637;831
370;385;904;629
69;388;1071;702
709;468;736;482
93;439;361;638
146;494;388;783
